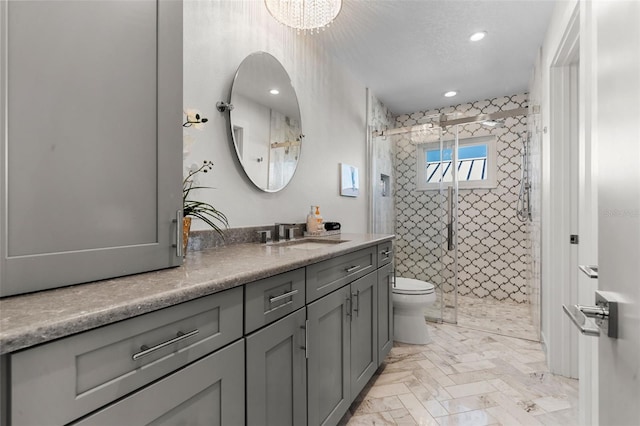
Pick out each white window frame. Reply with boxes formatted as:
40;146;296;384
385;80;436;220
416;135;497;190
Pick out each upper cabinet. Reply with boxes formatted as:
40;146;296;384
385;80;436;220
0;0;184;296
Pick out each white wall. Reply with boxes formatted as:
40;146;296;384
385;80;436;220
183;0;368;231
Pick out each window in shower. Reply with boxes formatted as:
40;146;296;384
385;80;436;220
416;135;497;190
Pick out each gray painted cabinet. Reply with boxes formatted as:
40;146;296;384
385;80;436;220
349;272;378;401
70;340;245;426
307;285;352;426
2;240;394;426
377;263;394;363
246;308;307;426
10;288;243;425
307;271;381;426
0;0;184;296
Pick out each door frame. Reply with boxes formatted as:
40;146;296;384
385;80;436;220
544;2;600;424
544;3;580;378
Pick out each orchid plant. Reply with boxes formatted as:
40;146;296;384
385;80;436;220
183;160;228;238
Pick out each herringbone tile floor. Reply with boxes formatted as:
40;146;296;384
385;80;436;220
341;323;578;425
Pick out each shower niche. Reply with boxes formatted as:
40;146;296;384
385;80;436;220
380;174;390;197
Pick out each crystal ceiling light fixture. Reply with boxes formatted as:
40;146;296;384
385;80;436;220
265;0;343;34
469;31;487;42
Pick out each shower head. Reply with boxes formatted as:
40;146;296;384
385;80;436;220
481;120;505;128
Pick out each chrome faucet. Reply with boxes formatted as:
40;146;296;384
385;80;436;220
274;223;297;241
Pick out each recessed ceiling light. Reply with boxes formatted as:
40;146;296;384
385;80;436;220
470;31;487;42
269;89;280;95
444;91;457;98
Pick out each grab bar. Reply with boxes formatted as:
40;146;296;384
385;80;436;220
447;186;454;251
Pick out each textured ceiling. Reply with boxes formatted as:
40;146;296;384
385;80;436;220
314;0;557;114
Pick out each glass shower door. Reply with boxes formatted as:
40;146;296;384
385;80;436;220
437;126;459;324
371;123;460;325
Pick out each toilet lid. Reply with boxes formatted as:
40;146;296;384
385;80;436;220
393;277;435;295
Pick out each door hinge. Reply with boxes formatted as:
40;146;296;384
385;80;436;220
570;234;579;244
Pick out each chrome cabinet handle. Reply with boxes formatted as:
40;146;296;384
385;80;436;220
352;290;360;316
300;320;309;359
269;289;299;304
173;210;184;257
345;265;360;273
346;294;352;318
381;250;391;256
132;329;199;361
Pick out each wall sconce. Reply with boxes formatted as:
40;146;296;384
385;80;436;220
183;112;208;127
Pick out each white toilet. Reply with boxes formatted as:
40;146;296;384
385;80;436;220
392;277;436;344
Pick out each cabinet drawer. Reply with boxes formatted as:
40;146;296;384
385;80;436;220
244;268;306;334
377;241;393;266
10;287;243;426
306;246;377;303
70;339;245;426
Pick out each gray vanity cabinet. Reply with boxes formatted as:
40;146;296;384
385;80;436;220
246;308;307;426
0;0;184;297
10;287;243;425
70;340;245;426
349;272;378;401
307;271;379;426
377;263;394;363
307;285;352;426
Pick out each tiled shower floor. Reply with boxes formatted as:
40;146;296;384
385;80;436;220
456;296;539;341
340;323;579;426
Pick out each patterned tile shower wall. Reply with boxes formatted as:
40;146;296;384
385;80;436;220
394;93;531;304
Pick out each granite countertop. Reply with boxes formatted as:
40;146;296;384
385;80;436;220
0;233;394;355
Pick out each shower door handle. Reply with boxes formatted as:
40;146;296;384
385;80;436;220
447;186;454;251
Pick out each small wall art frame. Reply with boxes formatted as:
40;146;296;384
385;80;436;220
340;163;359;197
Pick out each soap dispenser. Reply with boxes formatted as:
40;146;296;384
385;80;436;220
306;206;316;234
315;206;323;232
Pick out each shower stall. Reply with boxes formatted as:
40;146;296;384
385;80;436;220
369;93;539;341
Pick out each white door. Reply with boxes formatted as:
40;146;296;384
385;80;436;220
594;0;640;424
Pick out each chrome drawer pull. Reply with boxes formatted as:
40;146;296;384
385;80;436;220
381;250;391;256
132;329;200;361
269;289;299;304
345;265;360;273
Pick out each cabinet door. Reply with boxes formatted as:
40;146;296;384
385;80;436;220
350;272;378;400
246;308;307;426
71;340;245;426
307;286;351;426
0;0;183;296
377;263;394;363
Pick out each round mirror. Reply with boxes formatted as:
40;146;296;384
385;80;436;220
229;52;302;192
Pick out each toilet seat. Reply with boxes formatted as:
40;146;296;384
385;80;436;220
393;277;435;295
